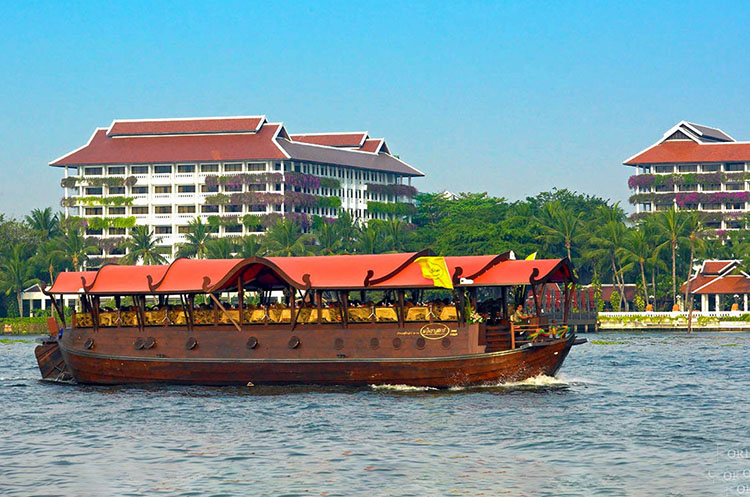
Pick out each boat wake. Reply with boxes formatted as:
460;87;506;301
369;384;438;392
369;374;593;393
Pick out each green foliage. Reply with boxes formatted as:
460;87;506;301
609;290;621;311
60;176;138;188
316;196;342;209
367;201;417;216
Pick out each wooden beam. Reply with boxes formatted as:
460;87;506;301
208;293;241;332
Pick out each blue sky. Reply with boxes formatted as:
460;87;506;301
1;1;749;216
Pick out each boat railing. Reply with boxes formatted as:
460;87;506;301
72;304;462;328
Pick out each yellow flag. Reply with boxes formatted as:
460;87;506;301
414;256;454;289
525;252;537;260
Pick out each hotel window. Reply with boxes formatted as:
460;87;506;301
248;184;264;192
247;163;265;172
702;164;720;173
132;186;148;194
154;206;172;214
201;205;219;213
225;225;242;233
677;164;697;173
704;203;721;210
178;225;190;234
727;221;743;229
85;187;103;195
154;165;172;174
224;163;242;172
86;229;103;236
655;184;672;192
131;165;149;174
274;163;282;171
108;166;126;175
178;205;196;214
224;184;242;192
201;163;219;173
249;205;265;212
178;185;196;193
702;184;721;191
201;184;219;193
177;164;196;173
154;185;172;194
109;207;126;215
706;222;722;229
725;163;745;172
154;226;172;234
109;227;126;235
85;207;102;215
132;206;148;215
110;246;126;255
726;183;744;191
274;183;281;191
681;203;698;210
109;186;125;195
84;167;103;175
224;205;242;213
726;203;743;210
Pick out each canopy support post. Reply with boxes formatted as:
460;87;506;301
91;295;100;332
341;291;349;329
237;276;244;328
532;284;541;318
316;290;322;325
290;286;297;329
397;290;405;328
136;295;145;332
292;288;310;331
208;293;241;332
50;297;65;329
181;294;193;331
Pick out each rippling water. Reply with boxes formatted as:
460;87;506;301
2;332;750;496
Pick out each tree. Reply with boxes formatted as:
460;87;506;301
618;228;650;305
206;238;236;259
587;203;629;310
261;219;315;256
380;218;410;252
0;245;39;316
236;235;264;258
31;239;66;285
356;221;384;254
313;218;341;255
654;207;688;306
176;218;214;259
25;207;61;240
333;211;358;252
536;201;583;261
121;226;168;265
55;226;98;270
682;212;708;309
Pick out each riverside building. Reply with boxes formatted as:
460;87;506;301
624;121;750;230
50;116;423;258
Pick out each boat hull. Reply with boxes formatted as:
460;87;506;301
58;335;574;388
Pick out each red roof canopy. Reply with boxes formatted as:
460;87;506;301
46;253;576;295
45;271;98;294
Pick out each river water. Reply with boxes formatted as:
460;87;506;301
1;332;749;497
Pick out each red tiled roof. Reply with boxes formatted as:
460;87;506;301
289;132;368;148
51;123;289;166
703;261;735;275
108;117;265;136
625;140;750;165
359;139;384;153
688;275;750;295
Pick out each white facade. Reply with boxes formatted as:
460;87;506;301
62;160;415;258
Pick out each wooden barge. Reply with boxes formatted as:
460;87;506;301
36;250;584;387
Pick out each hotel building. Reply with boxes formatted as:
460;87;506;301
51;116;424;258
624;121;750;230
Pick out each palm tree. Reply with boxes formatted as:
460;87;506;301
682;212;708;308
334;211;358;253
587;204;629;310
312;219;341;255
236;235;264;258
356;221;383;254
0;245;39;316
206;238;236;259
176;218;213;259
55;226;98;270
121;226;168;265
536;202;583;261
618;228;650;305
32;239;66;285
654;207;688;306
261;219;315;256
380;218;409;252
25;207;61;240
